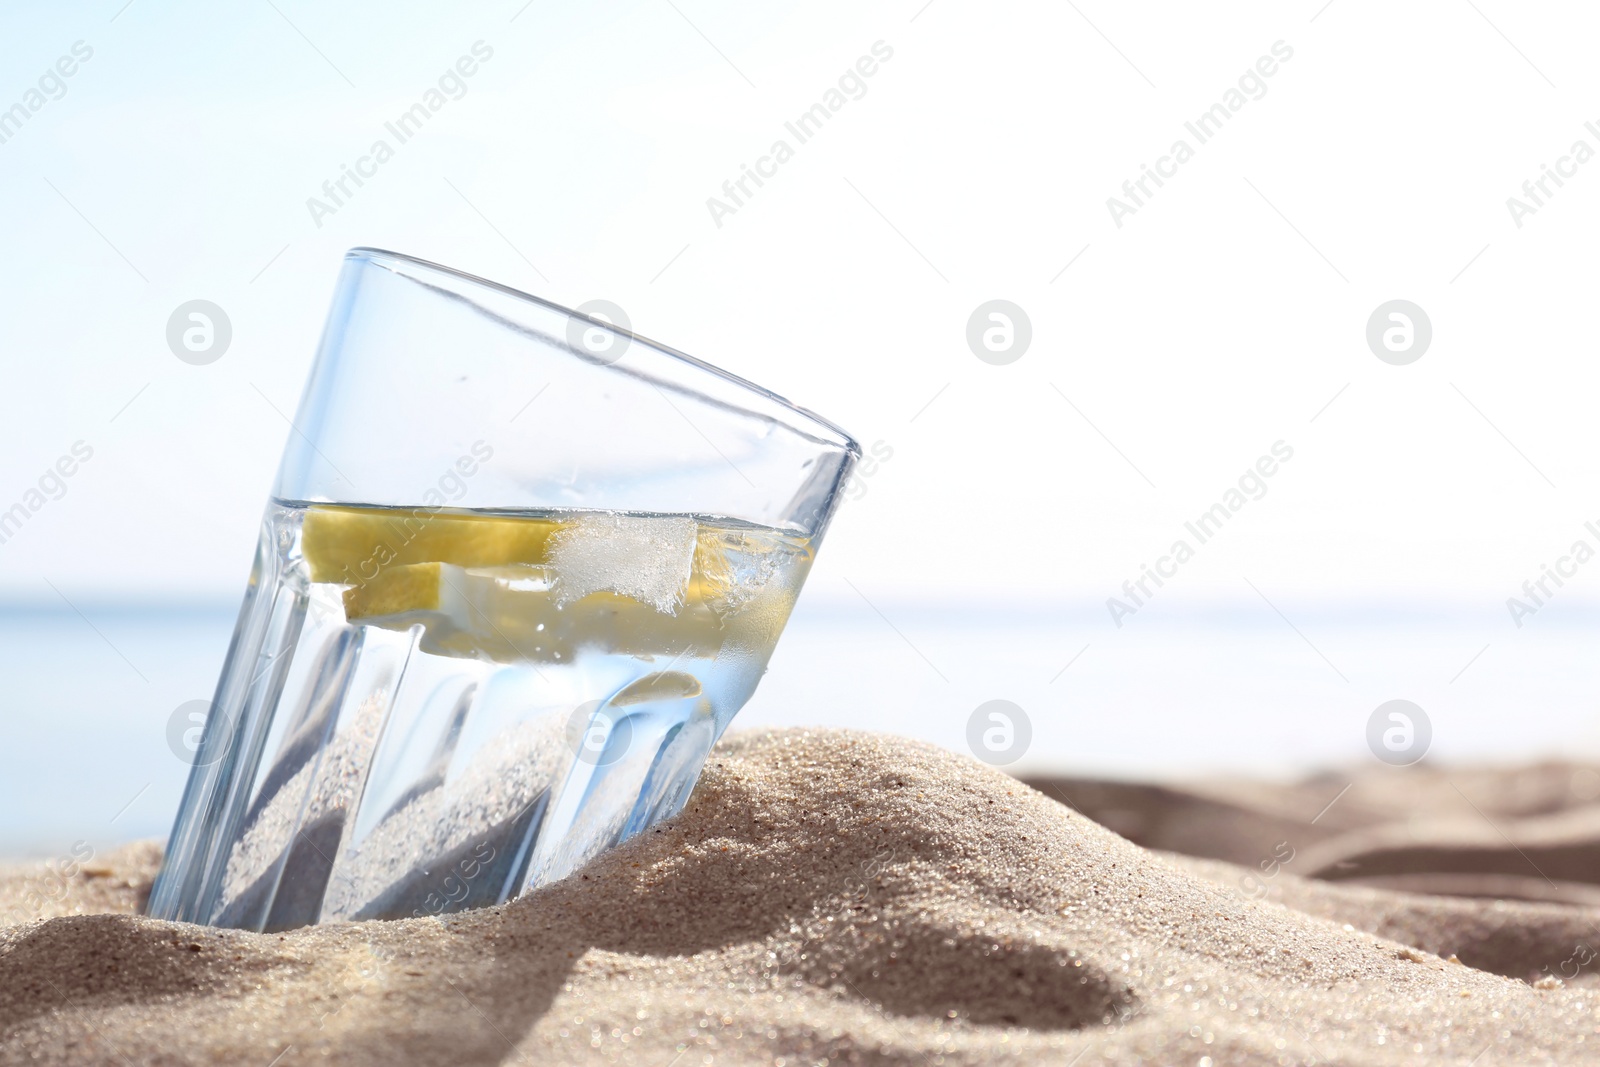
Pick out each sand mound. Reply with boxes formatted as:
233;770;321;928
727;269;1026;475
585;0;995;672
1167;853;1600;989
1026;760;1600;908
2;730;1597;1065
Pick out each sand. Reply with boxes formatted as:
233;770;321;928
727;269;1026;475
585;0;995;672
3;729;1598;1065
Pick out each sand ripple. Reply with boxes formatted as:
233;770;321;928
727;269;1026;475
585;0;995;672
2;730;1597;1065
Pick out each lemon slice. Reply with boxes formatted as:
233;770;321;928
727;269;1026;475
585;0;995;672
303;504;813;665
341;561;446;619
342;563;724;664
301;505;560;584
342;562;553;623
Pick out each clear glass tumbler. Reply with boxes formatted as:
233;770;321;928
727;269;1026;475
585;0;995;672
146;249;858;930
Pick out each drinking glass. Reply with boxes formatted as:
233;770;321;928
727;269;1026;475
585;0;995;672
146;248;858;930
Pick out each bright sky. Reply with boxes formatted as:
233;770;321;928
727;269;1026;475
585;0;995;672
2;0;1597;631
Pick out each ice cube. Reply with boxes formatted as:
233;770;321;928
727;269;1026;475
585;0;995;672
547;514;698;614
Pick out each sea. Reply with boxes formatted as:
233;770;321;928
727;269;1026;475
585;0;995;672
3;592;1596;858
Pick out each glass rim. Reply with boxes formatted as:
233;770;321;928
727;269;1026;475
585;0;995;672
346;246;860;457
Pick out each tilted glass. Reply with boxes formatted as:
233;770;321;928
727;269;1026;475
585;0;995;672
146;249;858;930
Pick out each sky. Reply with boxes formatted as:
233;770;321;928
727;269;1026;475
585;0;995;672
3;2;1600;814
1;0;1596;608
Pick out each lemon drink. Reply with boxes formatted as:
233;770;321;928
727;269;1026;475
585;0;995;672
172;501;811;931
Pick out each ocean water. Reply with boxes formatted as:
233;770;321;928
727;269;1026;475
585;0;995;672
3;591;1597;860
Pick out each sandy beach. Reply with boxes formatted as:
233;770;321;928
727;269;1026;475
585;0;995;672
3;728;1598;1065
